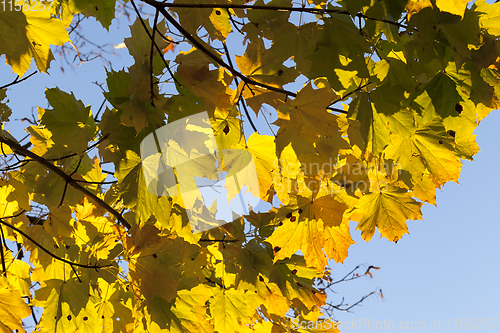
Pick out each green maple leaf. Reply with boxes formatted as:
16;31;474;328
40;88;97;155
68;0;116;29
384;118;462;185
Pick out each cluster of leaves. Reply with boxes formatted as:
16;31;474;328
0;0;500;332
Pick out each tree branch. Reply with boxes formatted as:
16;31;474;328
0;134;131;230
0;211;111;269
143;0;349;116
148;2;299;98
130;0;180;87
141;0;407;28
222;41;258;133
0;226;6;276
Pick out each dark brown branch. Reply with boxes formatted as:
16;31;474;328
226;8;244;35
329;81;372;108
70;264;82;282
74;179;117;185
130;0;180;87
199;239;239;243
327;106;348;114
0;71;38;90
0;135;131;230
148;2;298;98
0;211;111;269
59;157;83;207
45;133;109;162
150;9;161;106
325;290;378;312
0;227;6;276
30;303;38;327
94;98;107;121
144;0;349;116
141;0;407;28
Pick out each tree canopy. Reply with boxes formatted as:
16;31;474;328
0;0;499;332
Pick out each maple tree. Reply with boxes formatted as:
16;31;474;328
0;0;499;332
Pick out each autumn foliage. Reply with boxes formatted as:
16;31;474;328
0;0;499;332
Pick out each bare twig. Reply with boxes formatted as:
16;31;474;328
0;71;38;90
326;290;379;312
329;81;372;108
150;9;161;106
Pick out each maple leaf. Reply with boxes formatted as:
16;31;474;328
1;0;500;331
0;7;69;76
350;186;423;242
267;193;353;270
0;276;31;333
40;88;97;155
384;118;462;185
236;37;298;87
68;0;116;29
210;288;260;333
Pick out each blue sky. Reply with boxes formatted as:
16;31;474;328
328;109;500;332
1;4;499;332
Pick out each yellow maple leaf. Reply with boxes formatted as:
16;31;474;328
0;6;69;76
226;133;278;203
0;276;31;333
350;186;423;242
406;0;469;19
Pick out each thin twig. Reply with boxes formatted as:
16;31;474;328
94;98;107;121
149;9;161;106
199;239;239;243
0;212;111;269
222;42;258;132
45;133;109;162
0;227;6;276
141;0;407;28
70;264;82;282
58;157;83;207
130;0;180;86
148;1;349;116
226;8;244;35
329;81;372;107
74;179;117;185
0;71;38;90
153;4;298;97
